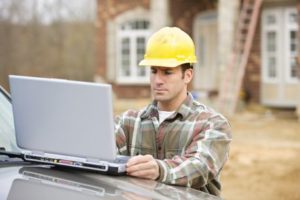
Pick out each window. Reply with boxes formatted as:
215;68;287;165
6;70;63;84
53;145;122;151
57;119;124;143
262;9;280;83
266;31;277;78
285;8;299;82
116;20;151;84
262;7;299;83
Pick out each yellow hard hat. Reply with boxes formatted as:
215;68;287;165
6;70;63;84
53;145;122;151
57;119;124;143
139;27;197;68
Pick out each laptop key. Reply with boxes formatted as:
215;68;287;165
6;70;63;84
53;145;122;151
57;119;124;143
114;156;130;163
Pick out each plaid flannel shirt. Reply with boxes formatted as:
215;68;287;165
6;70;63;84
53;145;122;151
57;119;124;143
114;93;232;196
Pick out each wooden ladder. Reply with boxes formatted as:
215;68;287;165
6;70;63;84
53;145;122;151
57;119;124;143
217;0;263;115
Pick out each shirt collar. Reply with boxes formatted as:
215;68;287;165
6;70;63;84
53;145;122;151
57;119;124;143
140;92;194;120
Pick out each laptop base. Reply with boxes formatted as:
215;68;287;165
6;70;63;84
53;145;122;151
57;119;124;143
24;154;127;176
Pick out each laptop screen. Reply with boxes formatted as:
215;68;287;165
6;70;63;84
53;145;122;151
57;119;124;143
9;75;117;161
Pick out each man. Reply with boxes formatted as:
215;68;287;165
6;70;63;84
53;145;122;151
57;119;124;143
115;27;232;196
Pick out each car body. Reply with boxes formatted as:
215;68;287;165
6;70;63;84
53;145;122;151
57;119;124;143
0;85;221;200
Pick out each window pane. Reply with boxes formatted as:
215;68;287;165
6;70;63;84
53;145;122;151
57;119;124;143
143;21;150;29
290;31;297;52
289;12;297;24
268;57;277;78
289;30;298;79
266;15;276;25
136;37;146;76
131;21;137;29
121;38;130;76
290;58;298;78
120;20;150;30
267;32;276;52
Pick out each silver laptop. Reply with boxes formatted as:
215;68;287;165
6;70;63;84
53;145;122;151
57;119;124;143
9;75;128;175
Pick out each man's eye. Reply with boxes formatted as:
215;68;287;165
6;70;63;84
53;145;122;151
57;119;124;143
151;69;157;74
164;70;172;75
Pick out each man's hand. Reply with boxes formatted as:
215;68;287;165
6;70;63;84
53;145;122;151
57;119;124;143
126;154;159;180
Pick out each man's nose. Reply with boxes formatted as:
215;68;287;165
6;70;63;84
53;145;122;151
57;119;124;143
153;72;164;84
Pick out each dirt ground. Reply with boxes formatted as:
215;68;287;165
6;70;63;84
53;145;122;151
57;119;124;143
114;100;300;200
222;107;300;200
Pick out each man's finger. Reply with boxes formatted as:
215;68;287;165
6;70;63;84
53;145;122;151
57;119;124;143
126;154;153;167
127;168;157;180
126;161;153;173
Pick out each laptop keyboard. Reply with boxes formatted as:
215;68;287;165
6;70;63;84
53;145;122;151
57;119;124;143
114;155;130;164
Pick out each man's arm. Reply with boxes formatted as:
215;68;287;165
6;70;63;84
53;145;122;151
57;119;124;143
114;111;130;155
126;113;231;188
156;114;231;187
115;109;231;188
114;109;141;155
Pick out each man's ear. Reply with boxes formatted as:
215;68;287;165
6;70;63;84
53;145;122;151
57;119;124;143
184;69;193;84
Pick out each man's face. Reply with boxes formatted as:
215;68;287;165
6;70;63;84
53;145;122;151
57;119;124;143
150;66;192;103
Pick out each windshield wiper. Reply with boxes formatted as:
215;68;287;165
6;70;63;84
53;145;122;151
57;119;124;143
0;147;25;161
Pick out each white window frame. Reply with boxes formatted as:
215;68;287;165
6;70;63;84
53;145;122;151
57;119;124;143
284;7;299;83
106;7;151;85
261;8;282;84
262;7;299;84
116;23;151;84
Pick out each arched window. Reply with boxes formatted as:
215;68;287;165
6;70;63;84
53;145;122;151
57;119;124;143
116;19;151;84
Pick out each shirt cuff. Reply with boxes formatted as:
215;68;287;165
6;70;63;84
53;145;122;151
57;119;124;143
156;159;168;182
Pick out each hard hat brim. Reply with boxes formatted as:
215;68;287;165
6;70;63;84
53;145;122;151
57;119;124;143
139;59;196;68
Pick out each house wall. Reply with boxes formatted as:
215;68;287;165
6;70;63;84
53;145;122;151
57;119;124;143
96;0;150;98
96;0;216;98
169;0;216;35
96;0;150;80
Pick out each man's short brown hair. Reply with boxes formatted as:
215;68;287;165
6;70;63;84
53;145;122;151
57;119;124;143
181;63;193;78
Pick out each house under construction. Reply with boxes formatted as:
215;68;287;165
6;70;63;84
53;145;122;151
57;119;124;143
95;0;300;116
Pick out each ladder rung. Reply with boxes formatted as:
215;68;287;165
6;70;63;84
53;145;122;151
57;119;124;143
240;37;247;44
234;47;244;54
240;28;248;35
242;3;254;12
239;10;252;20
243;18;251;24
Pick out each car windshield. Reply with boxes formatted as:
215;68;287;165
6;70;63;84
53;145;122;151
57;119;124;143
0;87;19;152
